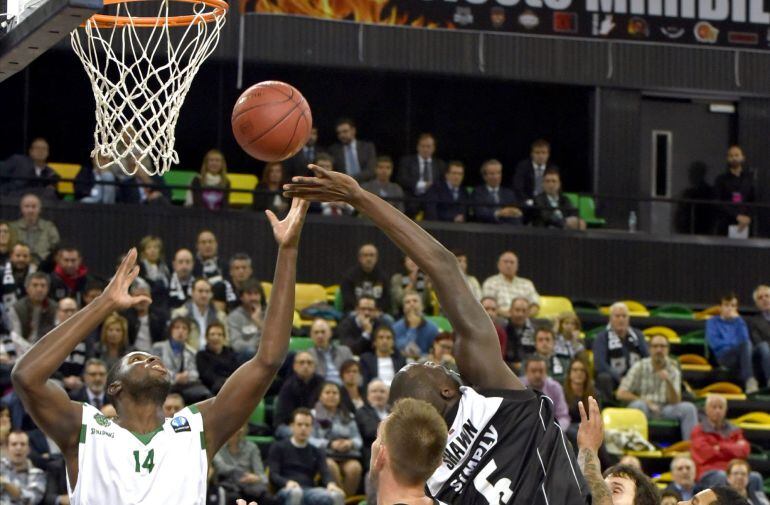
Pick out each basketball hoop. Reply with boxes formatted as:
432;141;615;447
71;0;228;175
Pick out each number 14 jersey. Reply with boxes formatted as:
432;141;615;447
68;403;208;505
428;387;590;505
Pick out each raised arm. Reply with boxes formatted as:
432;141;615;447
198;198;308;457
577;397;611;505
11;249;150;452
285;165;521;391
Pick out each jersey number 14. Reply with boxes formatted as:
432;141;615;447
133;449;155;473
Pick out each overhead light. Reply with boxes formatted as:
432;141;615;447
709;103;735;113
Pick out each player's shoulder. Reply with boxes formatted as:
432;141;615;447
467;386;537;403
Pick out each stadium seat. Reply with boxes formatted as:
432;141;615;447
249;399;266;425
577;195;606;228
661;440;691;455
696;382;746;400
600;300;650;317
333;288;343;312
650;304;694;319
652;471;673;484
261;282;272;299
426;315;452;332
563;192;579;208
227;172;258;207
643;326;680;344
537;296;574;319
730;412;770;430
679;354;713;372
325;285;339;303
573;300;601;315
295;283;328;311
680;329;705;344
695;305;720;320
162;170;197;203
49;162;81;197
603;407;649;441
289;337;314;352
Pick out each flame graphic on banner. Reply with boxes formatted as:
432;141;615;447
249;0;449;27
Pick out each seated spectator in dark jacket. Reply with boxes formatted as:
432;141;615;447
513;138;560;206
359;325;405;386
354;379;390;470
665;456;697;501
307;318;353;385
713;145;755;236
226;278;265;361
340;244;391;313
116;163;171;204
336;295;385;356
137;235;171;307
48;245;89;304
2;243;36;307
274;351;325;431
268;408;345;505
68;358;110;408
424;160;470;223
748;285;770;387
397;133;445;217
213;424;276;505
417;331;458;375
339;359;366;413
196;322;238;395
168;248;195;310
192;230;228;291
471;159;522;224
532;169;585;230
74;153;117;204
361;156;405;213
185;149;230;211
151;316;212;404
530;326;570;383
0;137;59;199
253;162;291;218
706;293;759;394
9;271;57;343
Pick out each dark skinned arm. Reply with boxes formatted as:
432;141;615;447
197;199;309;458
11;249;151;453
285;165;522;391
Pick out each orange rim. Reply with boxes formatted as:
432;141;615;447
84;0;228;28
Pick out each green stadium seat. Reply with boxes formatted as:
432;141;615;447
333;288;343;312
249;399;266;425
578;195;606;228
426;315;452;332
289;337;314;352
563;192;579;208
650;304;695;320
163;170;197;203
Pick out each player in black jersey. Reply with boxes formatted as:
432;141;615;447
285;166;590;505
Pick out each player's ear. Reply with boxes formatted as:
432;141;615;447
107;380;122;397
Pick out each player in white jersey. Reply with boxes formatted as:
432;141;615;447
286;167;590;504
11;198;309;505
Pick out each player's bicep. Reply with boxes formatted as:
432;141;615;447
15;380;83;451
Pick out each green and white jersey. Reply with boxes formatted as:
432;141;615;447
68;403;208;505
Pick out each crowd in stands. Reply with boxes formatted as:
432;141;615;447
0;121;761;235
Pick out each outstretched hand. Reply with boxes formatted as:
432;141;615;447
283;164;363;205
577;396;604;452
266;197;309;249
100;248;152;310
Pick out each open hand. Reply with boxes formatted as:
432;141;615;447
100;249;153;310
266;198;309;249
577;396;604;453
283;164;364;205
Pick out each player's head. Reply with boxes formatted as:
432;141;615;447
678;486;750;505
106;352;171;409
602;464;659;505
370;398;447;489
389;361;462;416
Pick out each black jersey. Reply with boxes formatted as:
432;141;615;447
428;387;589;505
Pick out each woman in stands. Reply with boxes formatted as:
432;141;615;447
312;381;363;498
186;149;230;211
339;359;365;412
137;235;170;300
253;162;290;217
557;311;585;359
0;221;16;264
93;312;133;370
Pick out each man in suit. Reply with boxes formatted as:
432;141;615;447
424;160;470;222
513;139;560;206
361;156;406;212
0;137;59;199
327;118;376;182
531;169;586;230
284;127;321;181
397;133;446;217
68;358;110;408
471;159;522;224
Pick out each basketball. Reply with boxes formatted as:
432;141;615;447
231;81;313;162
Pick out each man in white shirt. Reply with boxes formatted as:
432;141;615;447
481;250;540;317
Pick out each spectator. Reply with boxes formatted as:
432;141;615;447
666;455;697;501
691;394;750;486
616;334;698;441
726;459;769;505
359;325;405;386
397;133;445;217
170;278;227;351
74;153;117;204
556;312;585;360
48;245;89;303
222;253;259;305
520;356;570;430
0;430;46;505
307;318;353;385
392;291;439;359
336;295;384;356
454;250;482;301
213;424;275;505
162;392;185;418
660;489;683;505
339;360;365;412
274;352;324;430
227;278;265;362
503;297;537;369
593;302;649;401
151;316;212;404
471;159;522;224
361;156;405;213
1;307;29;389
0;222;17;265
9;194;60;264
531;327;570;383
115;165;170;205
563;358;613;467
267;408;345;505
714;145;755;237
0;137;59;199
417;331;458;374
186;149;230;210
0;405;10;455
618;454;643;471
68;358;109;409
340;244;390;313
9;272;56;343
93;312;132;370
311;382;363;497
389;256;433;316
328;118;376;182
312;154;355;217
284;127;321;180
424;161;470;223
2;244;37;308
705;293;758;394
601;464;660;505
481;250;540;316
168;248;195;309
674;161;716;235
121;279;167;352
681;486;752;505
192;230;228;286
747;285;770;388
137;235;171;303
196;322;238;395
532;169;585;230
254;162;290;218
354;379;389;469
513;138;560;206
481;296;508;356
54;297;87;391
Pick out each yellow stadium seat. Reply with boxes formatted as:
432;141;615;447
653;472;673;484
227;173;258;206
538;296;575;319
696;381;746;400
679;354;713;372
643;326;680;344
695;305;720;320
261;282;272;299
730;412;770;430
295;283;327;311
325;285;339;303
602;407;649;440
599;300;650;317
49;162;82;196
661;440;691;455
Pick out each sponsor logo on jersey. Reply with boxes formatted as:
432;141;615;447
94;413;112;427
90;427;115;438
448;425;500;493
171;416;191;433
443;420;479;470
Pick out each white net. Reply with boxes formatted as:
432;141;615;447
70;0;227;175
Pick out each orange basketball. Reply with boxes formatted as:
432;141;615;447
231;81;312;162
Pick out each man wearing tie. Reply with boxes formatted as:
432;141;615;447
284;127;321;181
397;133;446;217
424;161;470;222
328;118;377;183
68;358;110;408
472;159;522;224
513;139;561;206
